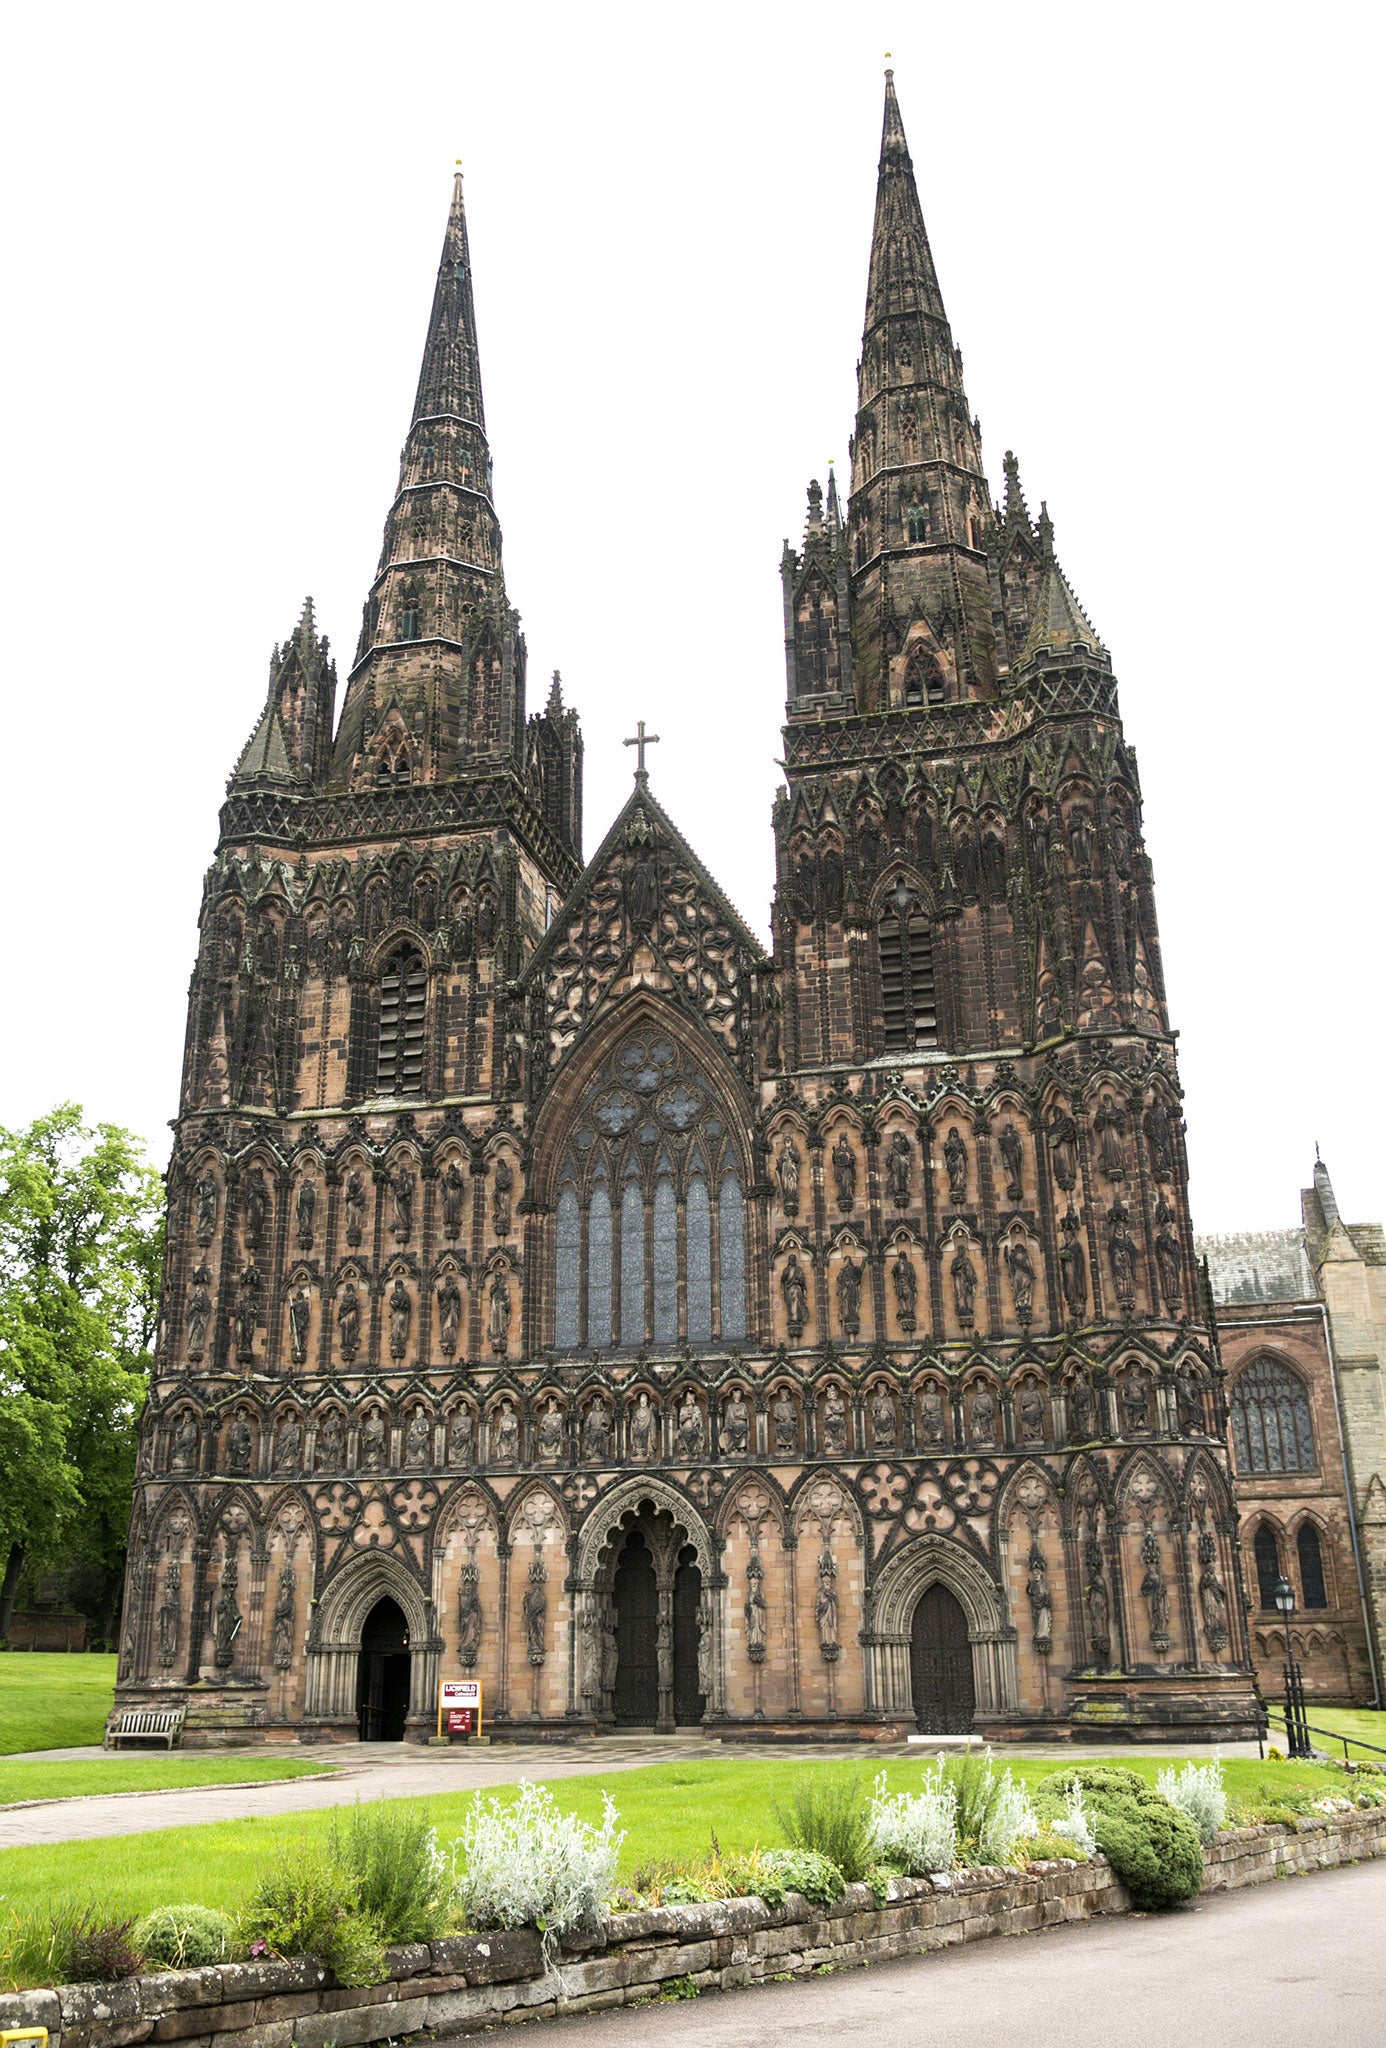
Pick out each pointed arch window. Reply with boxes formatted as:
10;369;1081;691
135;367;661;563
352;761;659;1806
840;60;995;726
1296;1522;1328;1609
550;1029;747;1352
1253;1523;1282;1611
879;882;937;1051
399;585;422;641
375;945;426;1095
904;646;946;707
905;504;928;544
1230;1356;1315;1474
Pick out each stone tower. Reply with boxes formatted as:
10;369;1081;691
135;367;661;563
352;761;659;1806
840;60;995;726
116;86;1258;1746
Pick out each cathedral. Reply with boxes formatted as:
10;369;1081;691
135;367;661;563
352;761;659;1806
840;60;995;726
114;77;1267;1744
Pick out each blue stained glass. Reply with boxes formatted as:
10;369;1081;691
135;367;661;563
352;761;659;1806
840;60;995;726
587;1185;612;1349
687;1177;712;1343
719;1174;746;1340
555;1185;581;1348
654;1177;678;1343
620;1179;644;1346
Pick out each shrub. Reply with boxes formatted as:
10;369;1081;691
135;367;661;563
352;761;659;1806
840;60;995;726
868;1764;958;1875
1045;1777;1097;1858
135;1905;235;1969
929;1749;1039;1863
772;1770;875;1882
1009;1827;1090;1865
1;1901;143;1991
1035;1766;1203;1910
758;1848;847;1905
329;1801;451;1941
454;1781;623;1956
241;1848;386;1987
1157;1761;1227;1844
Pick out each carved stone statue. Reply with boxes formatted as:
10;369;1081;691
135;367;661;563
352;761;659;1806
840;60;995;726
186;1282;211;1361
522;1560;548;1664
536;1398;564;1462
832;1133;857;1212
336;1283;361;1361
583;1397;613;1463
1027;1543;1053;1650
157;1563;182;1668
404;1406;431;1468
437;1275;463;1357
344;1170;367;1246
869;1386;896;1448
317;1408;345;1469
919;1386;947;1446
1092;1094;1128;1183
626;1392;655;1458
601;1610;619;1695
821;1384;848;1455
676;1392;704;1459
722;1390;751;1455
235;1271;259;1361
224;1409;252;1474
950;1236;978;1325
488;1272;511;1356
1018;1385;1045;1443
1140;1532;1170;1647
1003;1233;1035;1323
360;1408;387;1471
492;1400;520;1466
772;1389;798;1453
776;1141;801;1217
274;1414;302;1471
1045;1105;1079;1191
288;1287;311;1365
744;1553;767;1661
171;1411;200;1471
1058;1212;1088;1318
1198;1531;1230;1649
1175;1367;1204;1435
295;1177;316;1250
492;1156;514;1238
243;1168;269;1250
196;1173;219;1244
781;1254;809;1334
447;1408;474;1468
390;1168;416;1243
1107;1202;1138;1307
1143;1098;1175;1181
891;1250;917;1331
815;1551;840;1659
943;1126;968;1205
1085;1551;1111;1661
388;1278;413;1359
441;1160;466;1239
886;1130;912;1208
1120;1371;1149;1433
457;1564;483;1664
697;1593;714;1697
998;1122;1024;1203
212;1559;241;1669
1154;1214;1184;1314
1067;1376;1094;1442
272;1566;295;1671
970;1384;997;1446
836;1255;862;1338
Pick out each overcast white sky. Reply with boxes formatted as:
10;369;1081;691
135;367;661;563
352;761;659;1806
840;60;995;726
1;0;1381;1235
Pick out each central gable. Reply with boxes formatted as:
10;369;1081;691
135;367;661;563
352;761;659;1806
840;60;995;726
523;784;767;1079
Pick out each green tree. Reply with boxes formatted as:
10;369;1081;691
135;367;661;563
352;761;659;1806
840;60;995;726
0;1105;163;1639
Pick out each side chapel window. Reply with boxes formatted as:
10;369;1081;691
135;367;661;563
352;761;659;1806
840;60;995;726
879;882;937;1051
1252;1523;1281;1611
1296;1522;1328;1609
553;1030;747;1351
375;945;426;1095
1230;1356;1315;1474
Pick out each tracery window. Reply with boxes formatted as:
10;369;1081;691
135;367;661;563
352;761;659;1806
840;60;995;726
904;646;945;707
399;584;422;640
553;1029;747;1351
879;883;937;1050
375;945;426;1095
1253;1523;1281;1611
1230;1356;1315;1474
1297;1522;1328;1609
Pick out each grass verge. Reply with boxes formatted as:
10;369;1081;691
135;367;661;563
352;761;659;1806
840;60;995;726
0;1752;1357;1923
0;1757;336;1804
1263;1702;1386;1760
0;1654;118;1753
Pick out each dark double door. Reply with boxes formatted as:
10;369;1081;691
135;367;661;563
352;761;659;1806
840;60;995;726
909;1583;976;1733
611;1527;703;1726
357;1595;411;1741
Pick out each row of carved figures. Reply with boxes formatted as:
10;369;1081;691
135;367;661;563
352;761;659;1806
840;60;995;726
189;1155;515;1254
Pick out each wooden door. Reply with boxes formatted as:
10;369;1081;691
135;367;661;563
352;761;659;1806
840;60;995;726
613;1529;659;1725
909;1583;975;1733
672;1550;704;1725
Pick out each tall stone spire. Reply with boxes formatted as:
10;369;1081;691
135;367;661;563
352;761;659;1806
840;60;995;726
846;72;998;709
328;168;521;790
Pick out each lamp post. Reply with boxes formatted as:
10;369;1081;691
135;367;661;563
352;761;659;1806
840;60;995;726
1274;1575;1312;1759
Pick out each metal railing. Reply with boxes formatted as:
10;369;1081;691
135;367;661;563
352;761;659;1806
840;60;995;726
1259;1701;1386;1764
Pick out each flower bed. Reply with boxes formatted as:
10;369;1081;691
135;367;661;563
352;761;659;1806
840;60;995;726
2;1806;1382;2048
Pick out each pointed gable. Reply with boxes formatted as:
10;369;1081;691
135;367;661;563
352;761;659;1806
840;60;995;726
523;781;768;1078
229;702;295;788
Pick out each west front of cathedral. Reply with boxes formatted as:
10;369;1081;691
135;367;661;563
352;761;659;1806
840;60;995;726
114;79;1265;1745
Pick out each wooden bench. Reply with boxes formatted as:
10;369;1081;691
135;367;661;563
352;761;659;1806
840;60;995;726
107;1707;186;1749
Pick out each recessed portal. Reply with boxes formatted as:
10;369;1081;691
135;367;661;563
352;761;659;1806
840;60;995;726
612;1529;659;1725
909;1582;975;1733
357;1594;411;1741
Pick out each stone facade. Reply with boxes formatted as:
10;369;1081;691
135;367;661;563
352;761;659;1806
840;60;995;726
1199;1158;1386;1705
114;77;1259;1746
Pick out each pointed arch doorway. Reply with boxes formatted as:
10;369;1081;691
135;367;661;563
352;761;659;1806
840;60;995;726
608;1516;705;1729
356;1595;411;1741
910;1583;976;1733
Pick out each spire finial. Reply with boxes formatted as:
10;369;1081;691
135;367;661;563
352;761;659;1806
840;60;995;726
623;719;661;783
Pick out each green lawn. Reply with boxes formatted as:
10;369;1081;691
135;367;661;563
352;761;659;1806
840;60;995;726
0;1653;118;1753
0;1756;335;1804
0;1752;1357;1923
1263;1702;1386;1760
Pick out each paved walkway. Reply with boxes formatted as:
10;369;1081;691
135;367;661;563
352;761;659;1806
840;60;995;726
518;1858;1386;2048
0;1733;1266;1849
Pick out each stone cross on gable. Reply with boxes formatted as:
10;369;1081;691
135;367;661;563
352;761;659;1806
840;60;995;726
623;720;660;781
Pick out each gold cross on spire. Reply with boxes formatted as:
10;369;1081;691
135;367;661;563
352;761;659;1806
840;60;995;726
623;719;661;782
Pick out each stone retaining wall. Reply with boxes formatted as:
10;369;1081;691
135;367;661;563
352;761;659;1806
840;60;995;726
3;1809;1383;2046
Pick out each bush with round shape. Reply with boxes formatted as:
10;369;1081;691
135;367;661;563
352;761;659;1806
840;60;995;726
135;1906;235;1970
1035;1767;1203;1910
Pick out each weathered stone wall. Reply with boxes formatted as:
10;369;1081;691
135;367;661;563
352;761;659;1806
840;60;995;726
4;1810;1383;2048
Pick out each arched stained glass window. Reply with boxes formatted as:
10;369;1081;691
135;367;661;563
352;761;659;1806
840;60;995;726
1253;1523;1282;1611
549;1028;748;1352
1297;1522;1328;1609
1231;1357;1315;1474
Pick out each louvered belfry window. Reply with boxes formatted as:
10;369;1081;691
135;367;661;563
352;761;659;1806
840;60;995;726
376;946;427;1095
880;885;937;1051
